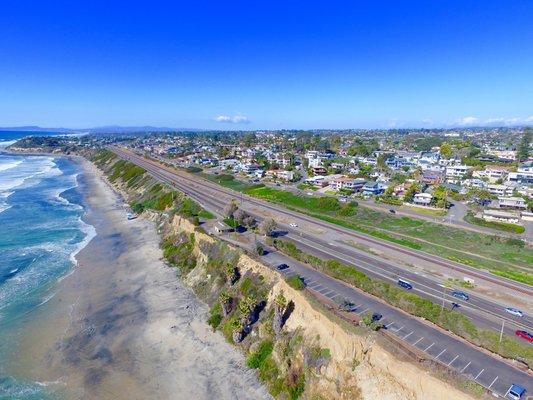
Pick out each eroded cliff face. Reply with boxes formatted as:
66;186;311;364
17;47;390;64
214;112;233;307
169;216;475;400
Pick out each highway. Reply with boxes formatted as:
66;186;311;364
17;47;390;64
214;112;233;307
111;147;533;333
110;146;533;396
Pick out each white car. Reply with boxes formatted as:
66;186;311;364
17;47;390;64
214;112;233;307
505;307;524;317
289;223;298;228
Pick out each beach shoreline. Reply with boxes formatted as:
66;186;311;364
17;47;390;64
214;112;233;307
11;156;270;400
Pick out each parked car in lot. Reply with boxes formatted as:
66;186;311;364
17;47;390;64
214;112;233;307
451;290;469;301
515;330;533;343
371;313;383;322
507;384;526;400
337;300;358;312
505;307;524;317
276;263;289;271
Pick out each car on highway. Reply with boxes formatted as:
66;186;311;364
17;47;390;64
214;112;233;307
507;384;526;400
276;263;290;271
515;330;533;343
389;209;396;214
505;307;524;317
289;222;298;228
451;290;469;301
397;278;413;290
306;192;314;196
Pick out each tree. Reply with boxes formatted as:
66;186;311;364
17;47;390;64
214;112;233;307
254;241;264;256
517;127;532;161
440;142;453;159
403;183;420;203
223;200;238;219
233;209;248;225
258;218;277;236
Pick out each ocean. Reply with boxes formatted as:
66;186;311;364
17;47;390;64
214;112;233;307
0;133;95;399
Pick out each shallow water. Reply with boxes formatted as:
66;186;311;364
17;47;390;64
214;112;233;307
0;152;94;399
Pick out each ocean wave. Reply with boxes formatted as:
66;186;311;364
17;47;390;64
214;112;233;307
0;159;23;172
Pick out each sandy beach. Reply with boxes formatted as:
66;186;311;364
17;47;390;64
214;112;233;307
11;157;271;400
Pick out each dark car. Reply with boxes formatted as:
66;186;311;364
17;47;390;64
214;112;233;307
371;313;383;322
451;290;469;301
338;300;358;312
389;209;396;214
515;330;533;343
276;263;289;271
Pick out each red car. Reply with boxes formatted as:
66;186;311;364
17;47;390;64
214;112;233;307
515;330;533;343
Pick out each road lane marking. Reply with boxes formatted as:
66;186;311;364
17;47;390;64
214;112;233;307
460;361;471;373
488;376;498;389
403;331;413;339
447;355;459;366
474;369;484;380
413;337;424;346
423;342;435;352
435;349;446;360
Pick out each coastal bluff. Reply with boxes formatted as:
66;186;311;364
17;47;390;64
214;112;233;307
91;149;478;400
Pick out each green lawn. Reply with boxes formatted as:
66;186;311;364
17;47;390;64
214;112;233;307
228;185;533;285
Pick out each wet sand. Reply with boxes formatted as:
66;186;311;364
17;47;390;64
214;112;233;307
12;158;271;399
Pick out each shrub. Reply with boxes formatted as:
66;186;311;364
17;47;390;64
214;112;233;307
247;340;274;369
286;275;305;290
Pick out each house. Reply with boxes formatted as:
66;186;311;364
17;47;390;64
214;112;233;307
487;184;513;197
363;181;384;196
413;192;433;206
312;166;327;175
393;182;413;198
507;171;533;184
481;209;520;224
266;169;294;182
445;165;472;178
305;175;326;187
219;158;239;169
241;163;260;175
498;196;527;210
329;176;363;191
420;171;443;185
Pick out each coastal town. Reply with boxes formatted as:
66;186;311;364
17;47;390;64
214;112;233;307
69;127;532;238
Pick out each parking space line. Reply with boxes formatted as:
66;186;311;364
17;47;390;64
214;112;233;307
393;325;404;332
385;322;394;328
488;376;498;389
460;362;471;373
413;337;424;346
474;369;484;380
447;355;459;366
357;308;368;315
504;385;513;397
329;293;340;300
403;331;413;340
423;342;435;352
435;349;446;360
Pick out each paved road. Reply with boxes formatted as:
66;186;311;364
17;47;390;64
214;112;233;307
112;147;533;331
114;147;532;297
258;248;532;398
111;147;533;396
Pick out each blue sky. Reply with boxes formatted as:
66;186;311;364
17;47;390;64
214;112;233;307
0;1;532;130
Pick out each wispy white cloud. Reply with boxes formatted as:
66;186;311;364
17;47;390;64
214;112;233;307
455;116;479;126
215;114;250;124
451;116;532;127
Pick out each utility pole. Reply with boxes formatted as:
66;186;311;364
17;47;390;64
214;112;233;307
499;319;505;343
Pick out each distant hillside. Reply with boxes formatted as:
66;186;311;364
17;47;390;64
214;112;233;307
0;126;203;134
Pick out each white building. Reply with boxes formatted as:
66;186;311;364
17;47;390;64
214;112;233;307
446;165;473;178
413;193;433;206
498;196;527;210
